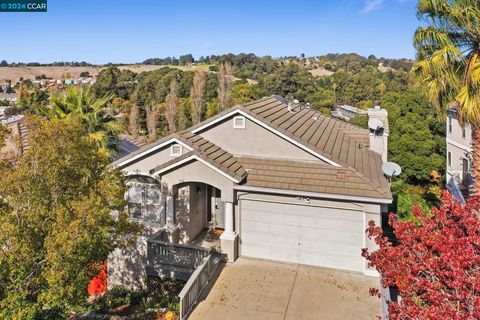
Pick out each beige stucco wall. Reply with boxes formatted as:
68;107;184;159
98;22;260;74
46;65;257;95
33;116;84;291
198;114;319;161
172;182;207;243
120;142;189;173
189;182;207;240
107;223;163;290
354;202;382;277
159;159;235;202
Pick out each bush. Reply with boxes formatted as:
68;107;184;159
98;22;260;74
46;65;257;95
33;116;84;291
395;191;430;221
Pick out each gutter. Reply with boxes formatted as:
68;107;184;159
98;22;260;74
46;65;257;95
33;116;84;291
233;185;393;204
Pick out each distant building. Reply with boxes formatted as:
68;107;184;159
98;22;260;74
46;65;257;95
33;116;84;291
446;107;472;204
332;104;367;121
0;82;11;92
0;92;17;103
0;115;28;159
0;106;9;118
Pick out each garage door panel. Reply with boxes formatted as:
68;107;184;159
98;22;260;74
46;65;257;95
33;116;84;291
347;232;363;243
240;199;364;272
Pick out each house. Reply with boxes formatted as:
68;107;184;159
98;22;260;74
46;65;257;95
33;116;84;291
108;96;392;295
446;107;472;204
0;92;18;104
0;106;8;118
337;104;367;118
0;82;11;92
0;115;29;159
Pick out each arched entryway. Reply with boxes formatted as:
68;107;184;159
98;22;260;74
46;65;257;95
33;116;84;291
172;181;226;245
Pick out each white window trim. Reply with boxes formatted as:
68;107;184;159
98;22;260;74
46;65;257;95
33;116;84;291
170;144;183;157
233;116;246;129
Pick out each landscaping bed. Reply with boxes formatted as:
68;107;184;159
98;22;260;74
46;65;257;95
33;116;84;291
71;278;184;320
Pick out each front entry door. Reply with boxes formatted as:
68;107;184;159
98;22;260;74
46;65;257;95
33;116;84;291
214;188;225;229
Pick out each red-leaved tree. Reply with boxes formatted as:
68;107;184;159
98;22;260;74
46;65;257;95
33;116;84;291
362;191;480;320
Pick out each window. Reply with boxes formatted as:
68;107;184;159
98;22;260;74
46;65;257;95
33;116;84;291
170;144;182;157
128;183;163;222
233;116;246;129
447;152;451;166
448;116;452;133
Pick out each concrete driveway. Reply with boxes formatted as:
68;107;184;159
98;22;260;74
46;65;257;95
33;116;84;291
188;258;381;320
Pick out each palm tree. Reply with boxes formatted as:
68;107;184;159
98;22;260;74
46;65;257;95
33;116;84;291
413;0;480;193
39;86;122;156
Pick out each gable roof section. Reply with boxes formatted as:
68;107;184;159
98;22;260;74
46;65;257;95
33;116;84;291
113;96;391;201
112;135;193;168
190;96;389;198
150;132;247;183
237;157;390;200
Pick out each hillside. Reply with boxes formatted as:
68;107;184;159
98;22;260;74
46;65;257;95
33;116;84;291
0;64;211;84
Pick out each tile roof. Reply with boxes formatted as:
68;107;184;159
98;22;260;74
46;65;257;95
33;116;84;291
149;131;247;182
237;157;390;199
115;96;391;201
191;96;390;198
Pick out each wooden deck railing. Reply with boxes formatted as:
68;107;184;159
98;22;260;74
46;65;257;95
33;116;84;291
147;239;211;271
178;253;220;320
146;229;221;319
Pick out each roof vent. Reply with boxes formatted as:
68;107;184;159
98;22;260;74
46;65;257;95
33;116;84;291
336;171;346;180
287;102;293;112
293;99;300;104
305;103;311;109
312;116;319;122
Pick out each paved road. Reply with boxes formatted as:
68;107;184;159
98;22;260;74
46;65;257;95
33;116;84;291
188;258;382;320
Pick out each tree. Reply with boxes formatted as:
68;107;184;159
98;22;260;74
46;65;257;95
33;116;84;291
129;102;140;137
190;71;206;125
412;0;480;193
218;61;233;112
0;60;7;67
231;82;266;105
165;79;179;133
36;86;122;156
145;103;159;141
79;71;91;78
363;192;480;319
179;54;194;65
0;118;141;319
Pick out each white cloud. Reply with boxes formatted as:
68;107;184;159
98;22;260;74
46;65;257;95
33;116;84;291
359;0;384;14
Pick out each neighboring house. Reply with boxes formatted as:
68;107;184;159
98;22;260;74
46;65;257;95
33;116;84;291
0;82;11;92
0;92;18;104
333;104;367;120
446;107;472;204
108;96;392;293
0;106;8;119
0;115;29;159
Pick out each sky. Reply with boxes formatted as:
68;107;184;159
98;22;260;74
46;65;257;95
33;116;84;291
0;0;419;64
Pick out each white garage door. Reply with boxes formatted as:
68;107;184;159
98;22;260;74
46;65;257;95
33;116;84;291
239;199;364;272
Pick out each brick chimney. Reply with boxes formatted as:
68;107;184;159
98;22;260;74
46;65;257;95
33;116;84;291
367;102;389;163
